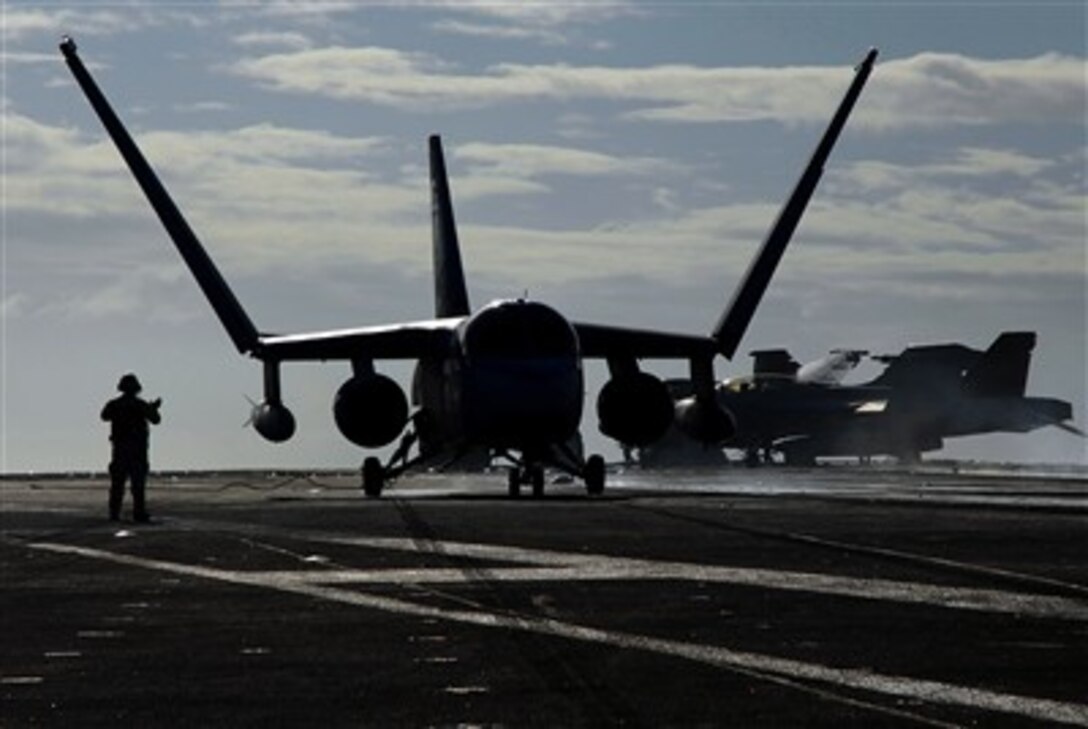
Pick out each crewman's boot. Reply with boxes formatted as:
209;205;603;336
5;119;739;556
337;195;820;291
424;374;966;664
132;478;150;523
108;494;122;522
133;495;150;524
108;464;124;521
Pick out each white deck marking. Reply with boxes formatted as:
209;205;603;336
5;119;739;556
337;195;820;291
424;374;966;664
170;524;1088;620
730;527;1088;597
30;540;1088;726
316;535;1088;621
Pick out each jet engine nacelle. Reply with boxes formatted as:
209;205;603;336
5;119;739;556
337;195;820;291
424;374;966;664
674;396;735;444
251;401;296;443
333;373;409;448
597;371;674;446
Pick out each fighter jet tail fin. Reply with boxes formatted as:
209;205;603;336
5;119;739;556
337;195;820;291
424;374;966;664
712;48;877;359
59;37;260;355
429;135;471;318
963;331;1035;398
751;349;801;378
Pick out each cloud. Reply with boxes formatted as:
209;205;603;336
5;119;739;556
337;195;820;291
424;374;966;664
2;8;136;40
453;142;676;179
230;48;1084;129
237;1;357;19
838;147;1055;193
232;30;314;51
42;266;195;322
1;293;30;320
8;101;1081;297
137;123;386;167
216;0;636;34
4;108;428;282
554;112;603;141
2;110;138;216
2;5;210;42
862;52;1086;129
3;108;391;216
430;20;568;46
0;51;57;66
822;147;1085;261
420;0;639;26
9;42;1080;311
173;101;236;114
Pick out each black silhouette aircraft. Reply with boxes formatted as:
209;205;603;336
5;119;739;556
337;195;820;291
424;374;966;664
643;332;1080;467
778;331;1080;465
61;37;876;496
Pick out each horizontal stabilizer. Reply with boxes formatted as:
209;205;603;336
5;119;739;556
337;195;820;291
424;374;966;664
1056;421;1086;438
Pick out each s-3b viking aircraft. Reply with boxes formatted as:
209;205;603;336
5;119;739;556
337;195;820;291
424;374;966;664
60;37;876;497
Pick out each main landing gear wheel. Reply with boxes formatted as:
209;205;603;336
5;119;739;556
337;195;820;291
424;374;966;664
507;465;546;498
362;456;384;498
529;465;545;498
583;454;605;496
744;449;760;468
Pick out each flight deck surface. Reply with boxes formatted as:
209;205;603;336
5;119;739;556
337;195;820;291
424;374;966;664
2;466;1086;727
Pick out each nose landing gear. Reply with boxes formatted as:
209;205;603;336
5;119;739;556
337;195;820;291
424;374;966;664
502;448;606;498
360;445;607;499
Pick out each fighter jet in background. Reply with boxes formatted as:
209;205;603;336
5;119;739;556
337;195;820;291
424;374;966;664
61;37;877;496
783;331;1083;465
641;332;1080;467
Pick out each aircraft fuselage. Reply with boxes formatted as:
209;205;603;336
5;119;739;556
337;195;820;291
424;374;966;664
412;299;583;457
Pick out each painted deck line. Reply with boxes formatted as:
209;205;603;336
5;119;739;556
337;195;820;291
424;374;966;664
29;541;1088;726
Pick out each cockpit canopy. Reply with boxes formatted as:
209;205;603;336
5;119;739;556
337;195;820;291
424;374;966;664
461;300;578;360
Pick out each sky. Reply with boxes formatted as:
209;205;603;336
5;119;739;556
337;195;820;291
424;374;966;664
1;1;1085;473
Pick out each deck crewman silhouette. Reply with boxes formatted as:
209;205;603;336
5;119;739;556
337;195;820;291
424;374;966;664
101;373;161;522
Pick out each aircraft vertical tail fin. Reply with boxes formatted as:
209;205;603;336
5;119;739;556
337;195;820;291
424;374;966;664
59;37;260;355
429;135;471;318
750;349;801;378
963;331;1036;397
712;48;877;359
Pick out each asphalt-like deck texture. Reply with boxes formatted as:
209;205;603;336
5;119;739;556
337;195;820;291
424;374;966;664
2;467;1086;727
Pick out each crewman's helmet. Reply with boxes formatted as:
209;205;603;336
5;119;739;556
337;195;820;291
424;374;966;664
117;373;142;394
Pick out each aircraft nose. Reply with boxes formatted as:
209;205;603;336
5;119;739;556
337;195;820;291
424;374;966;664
463;359;583;447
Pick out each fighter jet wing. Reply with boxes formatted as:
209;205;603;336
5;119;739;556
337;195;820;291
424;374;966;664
256;319;461;361
576;48;878;365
